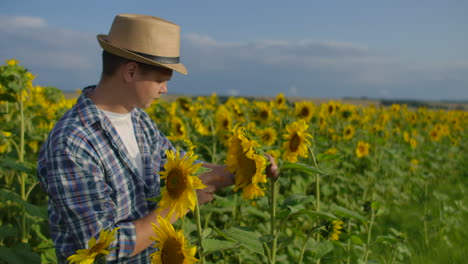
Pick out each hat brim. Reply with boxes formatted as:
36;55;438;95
97;34;188;75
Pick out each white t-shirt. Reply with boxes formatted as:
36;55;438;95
100;109;143;177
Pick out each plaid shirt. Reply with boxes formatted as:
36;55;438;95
37;86;179;263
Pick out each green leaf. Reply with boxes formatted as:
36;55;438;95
317;153;342;162
202;227;213;239
281;194;314;209
202;239;239;253
0;226;17;240
351;235;364;245
332;205;368;224
222;226;265;255
0;188;48;219
0;93;17;102
282;162;327;176
287;207;339;221
310;240;334;259
0;158;36;175
0;244;41;264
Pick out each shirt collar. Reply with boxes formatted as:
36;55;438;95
76;86;143;130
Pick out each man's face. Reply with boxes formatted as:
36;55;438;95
132;66;173;108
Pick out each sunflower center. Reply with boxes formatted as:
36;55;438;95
300;107;310;118
222;119;230;130
90;242;106;254
345;129;351;136
238;150;257;180
260;110;269;120
262;132;272;142
176;123;184;135
289;132;301;152
166;168;187;199
358;145;366;153
161;237;184;264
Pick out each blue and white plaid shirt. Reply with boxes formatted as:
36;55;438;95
38;86;179;263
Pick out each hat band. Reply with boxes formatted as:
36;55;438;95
126;49;180;64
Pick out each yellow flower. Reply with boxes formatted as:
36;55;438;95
294;101;315;122
215;105;233;132
328;220;344;241
282;120;312;162
6;59;18;66
226;125;267;200
150;215;198;264
275;93;287;109
403;132;410;143
343;125;355;140
355;140;370;158
325;147;337;155
169;116;187;140
192;117;210;136
0;144;7;153
157;149;206;219
258;127;278;146
429;128;441;141
28;141;39;152
410;138;417;149
253;101;272;124
67;227;120;264
1;131;12;137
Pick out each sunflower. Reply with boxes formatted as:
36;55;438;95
342;125;355;140
215;105;233;132
294;101;315;122
192;117;211;136
253;101;272;123
274;93;287;109
282;120;312;162
157;149;206;219
429;128;441;141
150;215;198;264
67;227;120;264
258;127;278;146
328;220;344;241
355;140;370;158
169;116;187;140
226;125;267;200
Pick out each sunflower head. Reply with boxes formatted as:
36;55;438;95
343;125;355;140
355;140;370;158
226;125;268;200
158;149;206;219
282;119;312;162
150;215;198;264
294;101;315;122
67;227;120;264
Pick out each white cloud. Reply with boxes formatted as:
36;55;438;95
0;16;47;30
288;85;298;97
228;89;239;96
0;15;97;70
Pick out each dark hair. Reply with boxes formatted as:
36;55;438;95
101;50;169;77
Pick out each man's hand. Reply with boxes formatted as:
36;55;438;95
265;153;279;179
196;185;215;205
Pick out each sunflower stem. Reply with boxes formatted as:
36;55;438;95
309;146;321;264
269;179;278;264
194;191;205;264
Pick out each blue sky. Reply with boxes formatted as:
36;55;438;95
1;0;467;100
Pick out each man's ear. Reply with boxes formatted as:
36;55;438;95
122;61;138;83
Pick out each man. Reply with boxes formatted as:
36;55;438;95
37;14;277;263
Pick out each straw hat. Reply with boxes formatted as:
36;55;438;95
97;14;187;75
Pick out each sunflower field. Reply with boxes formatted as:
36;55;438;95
0;60;467;264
